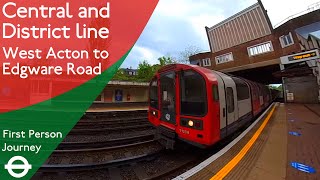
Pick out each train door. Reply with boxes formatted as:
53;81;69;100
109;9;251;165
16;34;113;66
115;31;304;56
160;71;176;125
258;85;264;107
224;79;237;130
214;72;238;137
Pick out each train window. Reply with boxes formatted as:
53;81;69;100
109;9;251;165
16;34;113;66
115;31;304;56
232;77;250;100
212;85;219;101
149;78;159;109
226;87;234;113
180;70;207;116
259;85;263;96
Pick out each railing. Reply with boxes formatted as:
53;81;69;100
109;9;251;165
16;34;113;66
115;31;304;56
273;1;320;28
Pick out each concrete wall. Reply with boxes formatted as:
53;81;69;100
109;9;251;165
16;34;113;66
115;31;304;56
283;75;318;103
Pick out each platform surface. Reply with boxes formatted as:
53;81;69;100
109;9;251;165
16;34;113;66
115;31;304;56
187;103;319;180
285;104;320;180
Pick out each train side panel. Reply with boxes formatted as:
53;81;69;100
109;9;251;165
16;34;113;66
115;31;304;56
246;80;261;117
232;77;253;128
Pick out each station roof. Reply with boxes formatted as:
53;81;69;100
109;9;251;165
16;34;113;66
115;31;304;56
310;31;320;40
295;21;320;39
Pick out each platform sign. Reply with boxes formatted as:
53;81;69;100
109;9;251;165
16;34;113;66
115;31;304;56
287;93;294;101
288;52;317;61
280;49;319;65
115;89;123;102
291;162;316;173
289;131;301;136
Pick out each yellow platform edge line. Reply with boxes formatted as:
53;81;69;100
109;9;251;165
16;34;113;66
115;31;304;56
210;104;277;180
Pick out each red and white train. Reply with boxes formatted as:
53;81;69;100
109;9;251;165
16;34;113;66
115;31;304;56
148;64;278;149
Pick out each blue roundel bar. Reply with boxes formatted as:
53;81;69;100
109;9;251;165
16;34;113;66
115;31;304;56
291;162;316;173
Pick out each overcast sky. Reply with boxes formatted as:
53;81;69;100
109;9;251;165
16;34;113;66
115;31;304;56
121;0;320;68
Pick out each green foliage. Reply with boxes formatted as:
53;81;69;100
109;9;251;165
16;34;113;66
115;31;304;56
112;69;136;81
112;56;176;82
269;84;283;91
158;56;175;66
137;60;154;81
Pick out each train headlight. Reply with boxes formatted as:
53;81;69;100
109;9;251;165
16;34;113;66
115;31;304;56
150;110;158;118
188;120;194;127
180;118;203;130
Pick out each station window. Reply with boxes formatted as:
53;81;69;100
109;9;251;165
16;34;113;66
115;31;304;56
202;58;211;67
232;77;250;101
180;70;207;116
248;41;273;57
149;78;159;109
279;32;294;48
215;53;234;65
190;60;200;65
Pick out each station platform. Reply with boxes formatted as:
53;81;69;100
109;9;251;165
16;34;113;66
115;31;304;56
86;102;148;112
0;102;148;113
176;103;319;180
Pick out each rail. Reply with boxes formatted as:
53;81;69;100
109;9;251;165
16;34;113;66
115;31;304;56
57;134;155;151
69;123;153;135
39;149;163;172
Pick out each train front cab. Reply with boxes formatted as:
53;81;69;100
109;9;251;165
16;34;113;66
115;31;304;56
148;64;221;149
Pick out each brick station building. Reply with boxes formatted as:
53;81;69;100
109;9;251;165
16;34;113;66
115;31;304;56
190;0;320;103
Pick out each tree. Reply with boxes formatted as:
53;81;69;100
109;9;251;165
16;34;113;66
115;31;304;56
158;56;175;66
177;45;202;64
112;69;127;80
112;56;178;82
137;60;154;81
136;56;175;82
269;84;283;91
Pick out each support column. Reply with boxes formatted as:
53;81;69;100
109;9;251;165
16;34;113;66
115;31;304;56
282;77;287;103
314;59;320;102
314;60;320;102
280;64;287;103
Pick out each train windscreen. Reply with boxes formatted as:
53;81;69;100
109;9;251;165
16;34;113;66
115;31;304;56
149;78;158;109
160;72;176;124
180;70;207;116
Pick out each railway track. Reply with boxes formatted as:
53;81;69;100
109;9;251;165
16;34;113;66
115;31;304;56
69;123;153;135
57;133;155;151
35;140;164;179
78;115;148;122
34;143;207;180
82;110;148;120
34;130;243;180
34;110;207;179
39;149;163;173
74;117;148;129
